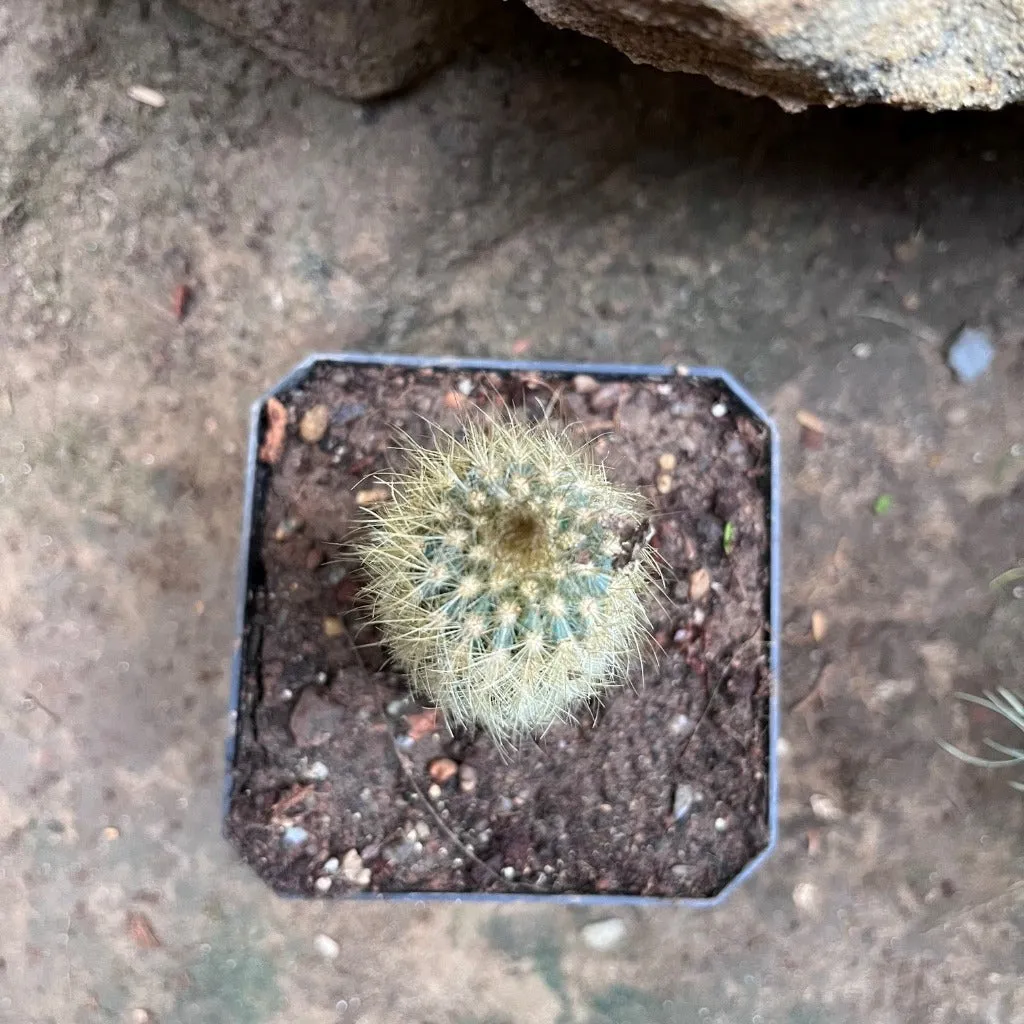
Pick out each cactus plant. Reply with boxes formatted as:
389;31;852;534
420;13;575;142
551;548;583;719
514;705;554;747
360;416;655;743
940;688;1024;792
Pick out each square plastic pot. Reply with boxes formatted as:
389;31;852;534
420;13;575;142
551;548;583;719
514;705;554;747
226;352;781;907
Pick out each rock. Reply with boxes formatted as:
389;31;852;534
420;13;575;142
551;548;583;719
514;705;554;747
458;764;478;793
322;616;344;638
947;327;994;383
580;918;627;951
314;875;333;892
282;825;310;847
341;848;371;886
299;404;330;444
657;452;677;472
290;687;344;747
322;856;340;874
809;793;844;822
672;783;697;822
304;760;330;781
521;0;1024;111
314;933;341;959
572;374;600;394
689;568;711;602
177;0;487;102
428;757;459;784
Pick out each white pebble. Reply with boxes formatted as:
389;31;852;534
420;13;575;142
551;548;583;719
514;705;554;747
127;84;166;108
580;918;627;952
809;793;843;822
314;933;341;959
322;857;340;874
672;783;697;821
793;881;821;914
711;402;727;418
314;876;332;893
714;817;728;832
852;342;872;359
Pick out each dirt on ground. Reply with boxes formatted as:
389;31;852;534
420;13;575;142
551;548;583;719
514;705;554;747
2;2;1023;1023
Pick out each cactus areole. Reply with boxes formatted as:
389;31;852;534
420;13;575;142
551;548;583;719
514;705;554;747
361;419;655;743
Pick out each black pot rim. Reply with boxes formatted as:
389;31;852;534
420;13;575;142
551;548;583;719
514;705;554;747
226;352;782;907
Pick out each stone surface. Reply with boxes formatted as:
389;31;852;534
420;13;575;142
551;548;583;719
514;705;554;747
176;0;488;101
3;3;1024;1023
521;0;1024;110
580;918;627;951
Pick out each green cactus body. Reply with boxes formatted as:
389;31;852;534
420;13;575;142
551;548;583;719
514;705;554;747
360;418;654;743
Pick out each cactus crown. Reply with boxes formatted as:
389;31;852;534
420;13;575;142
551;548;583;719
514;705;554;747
360;416;654;744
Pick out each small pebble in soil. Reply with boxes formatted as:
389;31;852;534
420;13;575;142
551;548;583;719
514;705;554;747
689;568;711;601
501;866;516;880
314;876;332;893
304;761;329;781
573;374;599;394
810;610;828;643
457;378;473;396
414;821;430;840
947;327;994;383
580;918;627;952
669;714;694;737
341;849;371;887
322;616;344;638
313;933;341;959
102;826;120;841
710;402;727;418
714;817;728;832
130;1010;152;1024
386;697;412;718
809;793;843;822
282;825;309;847
299;404;330;444
428;758;459;784
656;473;673;494
273;517;302;541
458;764;478;793
672;784;698;822
852;342;872;359
427;783;443;800
657;452;677;472
792;881;821;914
322;856;340;874
290;687;344;747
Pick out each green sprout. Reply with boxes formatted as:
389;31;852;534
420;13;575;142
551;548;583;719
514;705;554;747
723;520;736;556
359;417;656;744
873;494;893;516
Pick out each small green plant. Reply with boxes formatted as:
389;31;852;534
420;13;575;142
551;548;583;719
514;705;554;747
940;688;1024;791
360;417;655;744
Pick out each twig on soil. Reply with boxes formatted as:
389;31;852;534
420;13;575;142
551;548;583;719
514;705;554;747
857;308;942;345
789;657;832;713
387;734;544;894
680;626;764;754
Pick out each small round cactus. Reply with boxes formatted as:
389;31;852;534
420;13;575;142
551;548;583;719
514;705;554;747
360;416;654;744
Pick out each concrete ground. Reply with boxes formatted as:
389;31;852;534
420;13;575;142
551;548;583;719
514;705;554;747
2;1;1024;1022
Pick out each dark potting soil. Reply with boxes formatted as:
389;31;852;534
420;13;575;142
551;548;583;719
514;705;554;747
226;363;772;899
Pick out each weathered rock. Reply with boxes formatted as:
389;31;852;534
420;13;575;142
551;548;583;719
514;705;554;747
520;0;1024;110
176;0;487;101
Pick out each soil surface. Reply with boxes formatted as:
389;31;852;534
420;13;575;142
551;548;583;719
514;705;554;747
227;363;771;898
